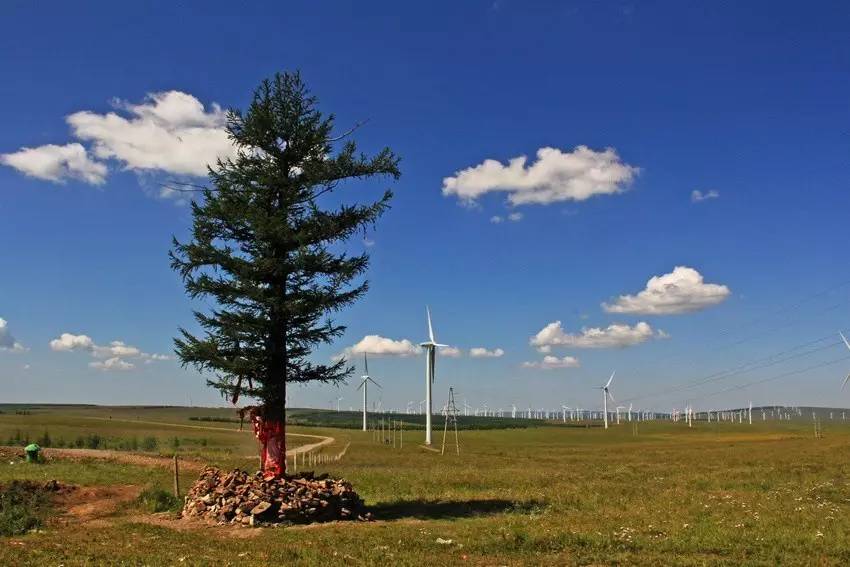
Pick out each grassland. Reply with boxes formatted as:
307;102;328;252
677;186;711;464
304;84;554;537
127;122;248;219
2;406;850;565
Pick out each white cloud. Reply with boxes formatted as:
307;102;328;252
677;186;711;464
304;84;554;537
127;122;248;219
491;212;523;224
363;238;376;247
0;143;106;184
49;333;95;352
469;347;505;358
691;189;720;203
68;91;235;177
93;340;141;359
50;332;169;371
342;335;420;358
522;355;580;370
89;357;135;372
1;91;235;185
439;345;463;358
0;318;25;352
602;266;731;315
143;353;172;362
530;321;664;350
442;146;638;206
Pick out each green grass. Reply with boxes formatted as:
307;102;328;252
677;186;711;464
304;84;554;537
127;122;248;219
3;406;850;565
0;457;172;488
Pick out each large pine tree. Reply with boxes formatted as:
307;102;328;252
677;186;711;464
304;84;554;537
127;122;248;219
170;72;400;477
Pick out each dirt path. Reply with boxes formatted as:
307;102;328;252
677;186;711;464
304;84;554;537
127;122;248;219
288;433;334;456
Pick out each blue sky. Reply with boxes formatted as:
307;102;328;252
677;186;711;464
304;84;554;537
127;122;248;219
2;1;850;413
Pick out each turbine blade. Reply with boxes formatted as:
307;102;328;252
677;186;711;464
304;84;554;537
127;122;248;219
605;370;616;389
841;331;850;351
843;373;850;391
364;352;369;375
607;391;616;403
369;377;382;389
427;306;435;343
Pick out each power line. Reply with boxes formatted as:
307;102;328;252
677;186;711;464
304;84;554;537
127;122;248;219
621;331;845;404
693;354;850;403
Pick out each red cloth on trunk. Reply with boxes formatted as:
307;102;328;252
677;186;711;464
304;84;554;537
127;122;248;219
251;414;286;478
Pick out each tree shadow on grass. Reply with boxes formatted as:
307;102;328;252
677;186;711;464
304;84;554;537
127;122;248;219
371;499;545;521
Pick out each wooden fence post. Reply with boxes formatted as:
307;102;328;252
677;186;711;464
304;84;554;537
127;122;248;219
173;454;180;498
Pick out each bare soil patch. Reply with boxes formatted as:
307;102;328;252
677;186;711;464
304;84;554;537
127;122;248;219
53;484;141;528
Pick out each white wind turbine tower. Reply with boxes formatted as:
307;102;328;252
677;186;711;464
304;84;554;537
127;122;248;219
616;406;626;425
420;307;447;445
356;353;381;431
336;397;343;412
596;371;616;429
840;332;850;389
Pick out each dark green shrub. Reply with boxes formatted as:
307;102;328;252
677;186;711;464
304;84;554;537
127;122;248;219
0;481;49;536
37;431;52;447
136;488;180;513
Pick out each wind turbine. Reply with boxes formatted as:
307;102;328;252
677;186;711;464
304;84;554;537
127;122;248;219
840;332;850;390
356;353;381;431
420;307;447;445
596;371;616;429
336;397;343;412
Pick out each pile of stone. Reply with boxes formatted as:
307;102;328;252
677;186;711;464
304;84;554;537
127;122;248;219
182;467;370;526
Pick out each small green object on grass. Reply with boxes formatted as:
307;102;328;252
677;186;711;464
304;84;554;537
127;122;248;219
24;444;40;463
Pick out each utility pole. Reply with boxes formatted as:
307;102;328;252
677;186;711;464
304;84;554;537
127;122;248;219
441;387;460;455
